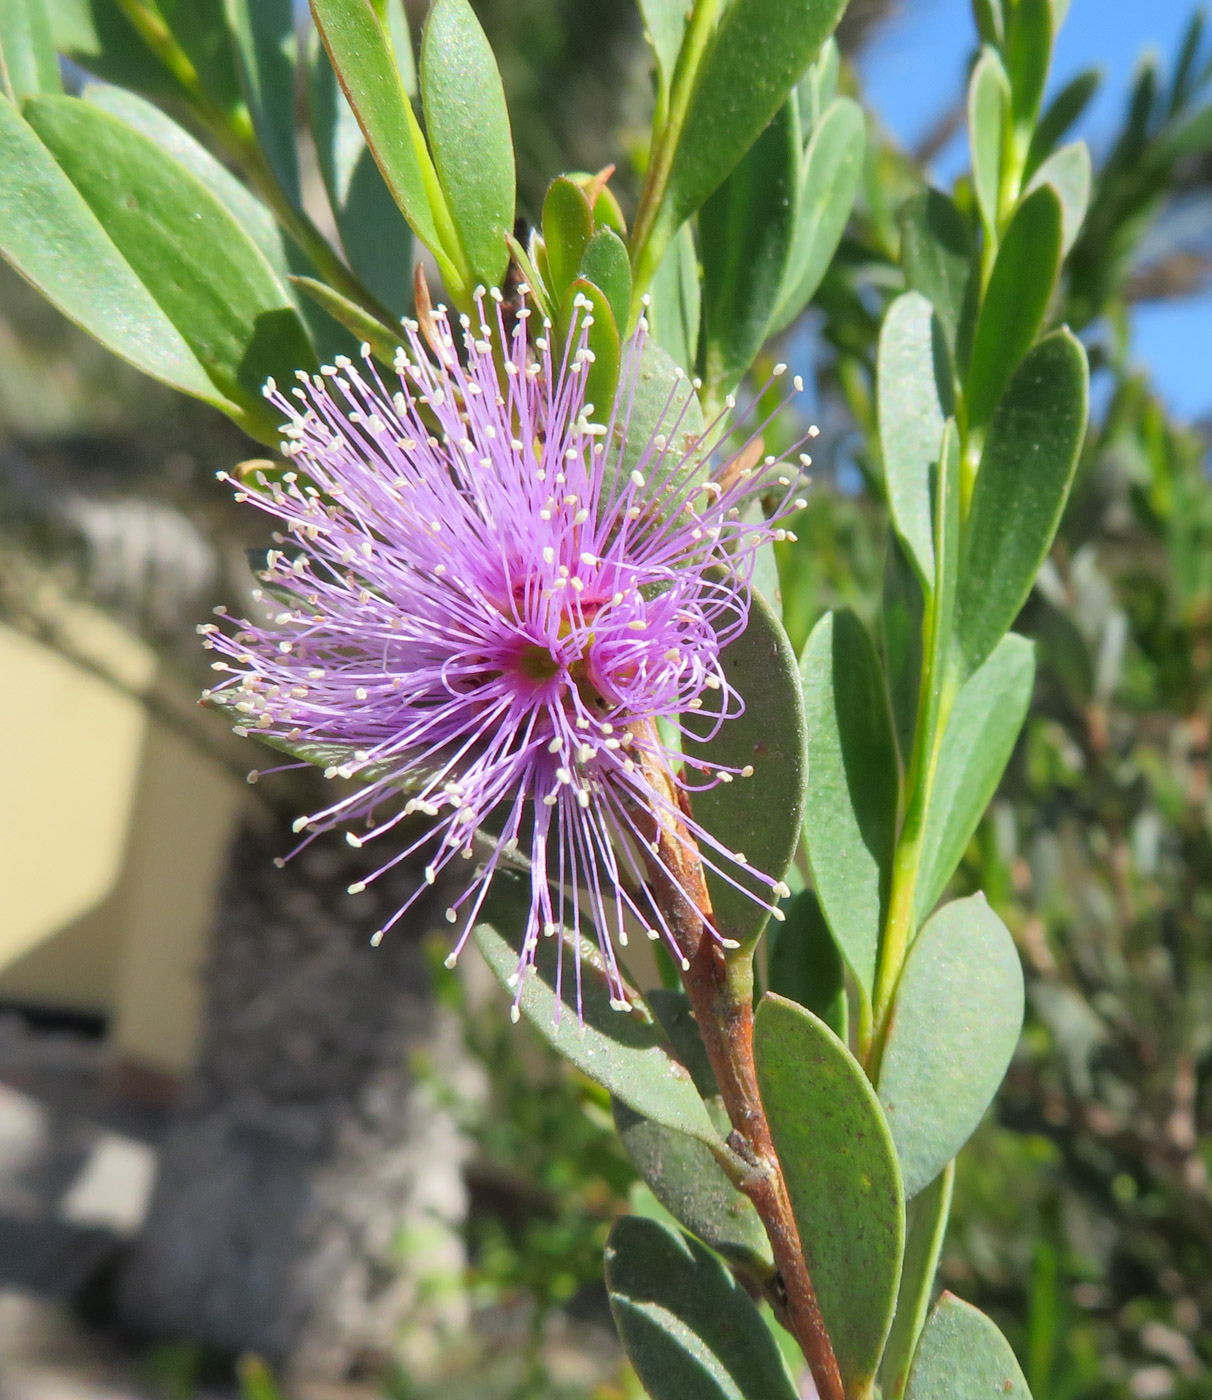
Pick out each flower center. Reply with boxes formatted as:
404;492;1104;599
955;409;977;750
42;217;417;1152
516;642;562;682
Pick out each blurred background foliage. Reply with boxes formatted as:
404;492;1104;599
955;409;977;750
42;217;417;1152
2;1;1212;1398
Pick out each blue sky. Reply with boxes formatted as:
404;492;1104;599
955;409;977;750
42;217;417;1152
858;0;1212;423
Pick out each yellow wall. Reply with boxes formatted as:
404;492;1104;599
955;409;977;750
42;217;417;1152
0;604;244;1075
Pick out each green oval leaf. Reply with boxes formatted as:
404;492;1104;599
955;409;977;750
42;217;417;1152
420;0;514;289
1002;0;1046;133
559;277;620;425
686;586;808;948
904;1293;1032;1400
0;95;222;409
700;94;800;396
307;27;414;318
955;328;1088;675
0;0;62;103
615;340;704;498
1026;140;1091;255
613;1102;772;1271
916;634;1036;922
967;47;1009;238
878;894;1024;1198
666;0;847;228
771;95;865;336
311;0;451;283
578;225;632;337
897;187;974;363
755;993;905;1396
474;873;719;1147
542;175;594;304
25;94;317;437
82;80;289;280
878;291;951;585
1005;0;1052;133
605;1214;799;1400
965;183;1063;431
879;1163;955;1400
800;609;899;1001
648;221;700;376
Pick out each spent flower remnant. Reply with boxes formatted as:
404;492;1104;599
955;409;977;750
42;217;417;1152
201;290;809;1014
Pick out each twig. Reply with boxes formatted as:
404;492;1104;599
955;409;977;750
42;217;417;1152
636;734;846;1400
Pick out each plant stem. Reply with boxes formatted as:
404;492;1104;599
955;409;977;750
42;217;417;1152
637;739;845;1400
870;627;960;1046
627;0;723;325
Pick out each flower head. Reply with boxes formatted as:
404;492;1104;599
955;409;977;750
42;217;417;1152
202;291;807;1015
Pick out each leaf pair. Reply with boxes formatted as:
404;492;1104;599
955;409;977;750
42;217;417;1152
313;0;513;305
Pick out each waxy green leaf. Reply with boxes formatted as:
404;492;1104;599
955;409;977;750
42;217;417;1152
615;340;704;494
578;226;631;338
968;47;1009;238
878;895;1024;1198
82;81;290;283
878;291;951;584
905;1294;1032;1400
771;95;865;335
755;994;905;1396
686;587;807;947
475;875;718;1147
898;187;973;362
916;635;1036;921
701;94;800;395
965;183;1063;431
880;1163;955;1400
613;1102;771;1271
0;95;222;410
800;609;899;1000
420;0;514;288
768;888;847;1040
666;0;848;229
541;175;594;303
559;277;620;425
649;222;701;376
1005;0;1052;132
25;94;316;439
955;329;1088;675
605;1215;799;1400
307;28;414;318
0;0;61;103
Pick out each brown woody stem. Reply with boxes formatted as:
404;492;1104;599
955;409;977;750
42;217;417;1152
636;736;845;1400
